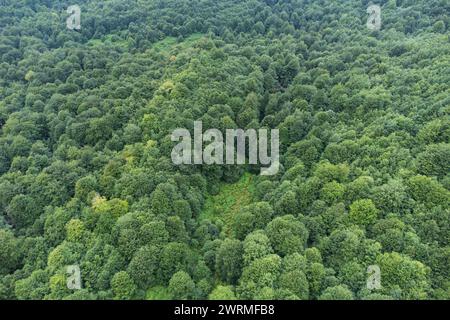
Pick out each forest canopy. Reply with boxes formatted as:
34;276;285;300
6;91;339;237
0;0;449;300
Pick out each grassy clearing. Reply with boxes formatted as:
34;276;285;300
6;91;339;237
87;34;129;48
200;173;255;235
146;286;172;300
152;33;204;52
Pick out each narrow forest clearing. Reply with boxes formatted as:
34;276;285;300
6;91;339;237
146;286;172;300
152;33;204;52
200;173;256;236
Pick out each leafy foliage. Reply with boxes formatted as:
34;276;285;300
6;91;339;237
0;0;449;300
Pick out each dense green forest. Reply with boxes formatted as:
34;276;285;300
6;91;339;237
0;0;449;300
